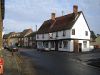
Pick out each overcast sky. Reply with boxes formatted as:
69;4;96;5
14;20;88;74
4;0;100;34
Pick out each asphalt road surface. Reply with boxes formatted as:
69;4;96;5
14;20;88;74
19;49;100;75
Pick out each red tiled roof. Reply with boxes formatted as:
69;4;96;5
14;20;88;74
37;11;82;34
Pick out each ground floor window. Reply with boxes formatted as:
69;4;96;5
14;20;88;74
37;42;43;48
50;41;55;48
43;41;48;48
63;40;68;49
83;41;87;48
59;41;62;48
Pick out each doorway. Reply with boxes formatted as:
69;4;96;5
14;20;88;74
55;41;58;51
79;43;82;52
73;40;79;53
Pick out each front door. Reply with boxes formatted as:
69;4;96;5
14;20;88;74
79;43;82;52
55;41;58;51
73;40;79;53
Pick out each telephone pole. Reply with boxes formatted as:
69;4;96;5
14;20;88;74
0;0;5;54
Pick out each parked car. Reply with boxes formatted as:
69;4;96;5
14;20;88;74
7;46;18;52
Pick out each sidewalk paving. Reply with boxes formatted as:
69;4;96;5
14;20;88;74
3;49;21;75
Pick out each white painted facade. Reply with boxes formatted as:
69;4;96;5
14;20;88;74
36;13;90;52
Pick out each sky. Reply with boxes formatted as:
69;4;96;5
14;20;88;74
3;0;100;34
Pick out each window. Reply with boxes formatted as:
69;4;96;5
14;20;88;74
37;42;43;48
43;42;48;48
51;41;55;48
63;30;66;36
72;29;75;35
63;40;68;48
59;41;62;48
30;37;32;40
42;34;44;39
83;41;87;48
49;33;53;39
56;32;58;37
85;31;88;36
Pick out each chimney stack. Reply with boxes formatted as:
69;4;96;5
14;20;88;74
51;13;56;20
73;5;78;15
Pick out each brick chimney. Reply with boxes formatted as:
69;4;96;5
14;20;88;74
73;5;78;15
51;13;56;20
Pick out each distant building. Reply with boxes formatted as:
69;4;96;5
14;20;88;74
3;32;16;47
3;29;33;47
18;29;33;47
27;32;36;48
36;5;91;52
90;35;100;48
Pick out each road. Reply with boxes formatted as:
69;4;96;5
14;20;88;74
19;48;100;75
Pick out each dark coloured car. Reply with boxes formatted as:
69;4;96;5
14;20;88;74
8;46;18;52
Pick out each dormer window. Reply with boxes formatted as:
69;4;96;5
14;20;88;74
63;30;66;36
85;31;88;36
56;32;58;37
72;29;75;35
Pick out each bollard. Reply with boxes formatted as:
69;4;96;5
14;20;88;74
0;58;4;75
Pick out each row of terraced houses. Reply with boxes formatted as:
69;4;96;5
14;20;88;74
3;29;36;48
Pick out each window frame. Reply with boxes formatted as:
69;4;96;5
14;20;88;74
63;40;68;49
72;29;75;35
85;31;88;36
63;30;66;36
42;34;44;39
83;41;87;48
56;32;58;37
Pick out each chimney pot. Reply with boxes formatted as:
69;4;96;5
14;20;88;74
73;5;78;14
51;13;56;20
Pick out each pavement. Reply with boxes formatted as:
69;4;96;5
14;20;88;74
3;49;22;75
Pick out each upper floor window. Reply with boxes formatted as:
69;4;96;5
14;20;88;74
72;29;75;35
56;32;58;37
42;34;44;39
85;31;88;36
63;30;66;36
49;33;53;39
